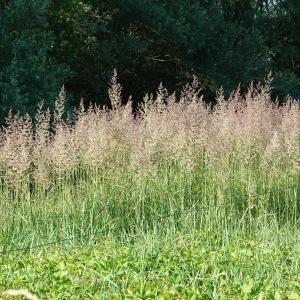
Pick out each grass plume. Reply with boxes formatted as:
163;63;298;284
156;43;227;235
0;73;299;250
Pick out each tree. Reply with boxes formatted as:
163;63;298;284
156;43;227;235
49;0;271;107
0;0;70;120
261;0;300;98
0;0;298;120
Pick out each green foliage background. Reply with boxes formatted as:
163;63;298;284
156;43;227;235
0;0;299;119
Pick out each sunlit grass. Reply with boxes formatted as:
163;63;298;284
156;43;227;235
0;76;299;298
1;230;300;299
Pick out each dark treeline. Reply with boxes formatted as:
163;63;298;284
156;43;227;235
0;0;299;120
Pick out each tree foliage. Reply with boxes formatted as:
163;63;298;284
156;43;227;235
0;0;70;119
0;0;299;119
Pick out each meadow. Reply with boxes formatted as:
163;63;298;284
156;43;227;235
0;74;299;299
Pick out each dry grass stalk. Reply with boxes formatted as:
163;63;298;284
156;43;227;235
1;289;40;300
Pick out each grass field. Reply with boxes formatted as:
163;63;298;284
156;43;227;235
1;231;300;299
0;76;299;299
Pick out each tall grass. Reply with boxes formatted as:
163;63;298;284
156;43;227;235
0;73;299;251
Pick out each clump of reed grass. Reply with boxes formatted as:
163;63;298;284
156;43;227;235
0;72;299;249
0;72;298;191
